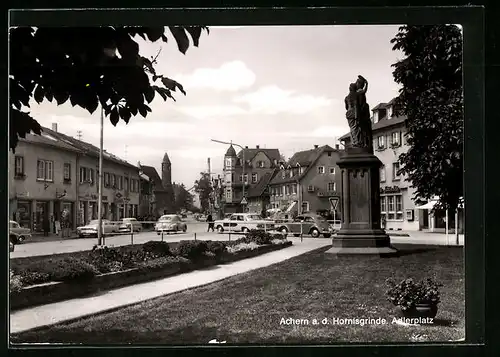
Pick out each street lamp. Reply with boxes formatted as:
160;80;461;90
211;139;247;210
97;105;104;246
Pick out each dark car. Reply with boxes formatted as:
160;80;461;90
276;214;333;238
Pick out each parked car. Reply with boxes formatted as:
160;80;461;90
9;220;32;244
197;214;207;222
118;218;143;233
275;214;333;238
155;214;187;234
214;213;275;233
77;219;119;238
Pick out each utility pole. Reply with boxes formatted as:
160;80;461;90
207;158;212;213
97;106;104;246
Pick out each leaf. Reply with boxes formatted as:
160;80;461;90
146;27;165;42
119;106;131;123
153;85;167;101
109;107;119;126
34;85;45;104
138;105;147;118
185;27;202;47
161;77;186;95
87;94;99;114
54;91;70;105
45;88;54;102
144;86;155;103
169;26;190;54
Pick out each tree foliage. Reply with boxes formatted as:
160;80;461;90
194;172;213;212
391;25;463;211
9;26;209;152
172;183;194;212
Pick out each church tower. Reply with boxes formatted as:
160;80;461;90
223;145;237;203
161;152;172;188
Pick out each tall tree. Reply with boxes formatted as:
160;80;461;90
9;26;209;152
391;25;463;211
173;183;193;212
194;172;213;212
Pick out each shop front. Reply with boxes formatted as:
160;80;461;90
15;200;32;228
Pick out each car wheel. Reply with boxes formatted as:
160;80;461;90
323;233;331;238
79;234;84;238
183;226;187;232
157;232;160;235
310;228;320;238
280;227;288;234
217;225;224;233
17;235;25;243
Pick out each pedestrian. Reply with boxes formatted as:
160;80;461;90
381;215;387;230
206;213;215;232
42;216;50;237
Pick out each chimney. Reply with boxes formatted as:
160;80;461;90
256;145;260;149
245;146;248;149
314;145;319;149
52;123;58;132
335;144;339;150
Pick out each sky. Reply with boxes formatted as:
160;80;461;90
31;25;403;188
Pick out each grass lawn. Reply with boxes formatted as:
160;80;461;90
11;244;464;344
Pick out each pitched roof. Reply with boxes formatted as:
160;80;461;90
162;152;171;164
247;169;277;198
225;145;237;157
371;102;389;111
270;145;335;185
237;148;281;163
339;115;407;141
41;127;138;170
20;128;83;153
140;165;162;186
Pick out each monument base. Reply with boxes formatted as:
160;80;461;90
325;147;398;257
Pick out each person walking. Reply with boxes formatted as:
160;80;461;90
206;213;215;232
42;216;50;237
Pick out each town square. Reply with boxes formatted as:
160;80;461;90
9;20;465;344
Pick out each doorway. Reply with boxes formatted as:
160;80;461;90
35;201;49;232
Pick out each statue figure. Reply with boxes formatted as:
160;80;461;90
345;75;373;152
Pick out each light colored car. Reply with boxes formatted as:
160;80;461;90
276;214;333;238
119;218;143;233
77;219;119;238
214;213;275;233
9;220;32;244
155;214;187;234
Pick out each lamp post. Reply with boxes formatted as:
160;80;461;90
211;139;246;212
97;105;104;246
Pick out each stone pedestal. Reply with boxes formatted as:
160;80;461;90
326;148;398;256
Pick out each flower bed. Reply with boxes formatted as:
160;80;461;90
10;232;291;310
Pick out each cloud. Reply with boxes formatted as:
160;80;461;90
279;125;349;139
175;61;256;91
175;105;247;120
233;85;334;115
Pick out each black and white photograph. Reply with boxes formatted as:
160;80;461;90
8;14;467;345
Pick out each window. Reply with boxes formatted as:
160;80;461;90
380;166;386;182
327;151;331;157
111;174;116;188
301;201;310;213
231;173;235;181
251;173;258;183
299;167;305;174
289;170;294;178
225;158;232;168
318;166;325;174
377;135;385;149
36;159;53;181
243;174;248;183
328;182;336;191
396;195;403;220
258;161;264;168
285;185;290;195
380;196;387;213
292;184;297;195
392;162;401;180
329;167;335;175
280;186;284;196
104;172;110;187
387;196;395;220
282;171;286;179
63;163;71;181
391;132;401;147
118;176;123;190
239;175;243;182
124;177;129;191
15;156;24;176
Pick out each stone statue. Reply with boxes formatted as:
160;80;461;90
345;75;373;152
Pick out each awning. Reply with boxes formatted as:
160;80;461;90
286;201;298;213
415;201;438;210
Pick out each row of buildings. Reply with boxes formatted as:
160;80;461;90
215;99;464;233
9;124;176;233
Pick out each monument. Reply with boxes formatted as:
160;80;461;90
326;75;398;256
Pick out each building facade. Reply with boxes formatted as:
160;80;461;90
9;124;141;233
268;145;343;218
221;145;281;214
340;99;463;232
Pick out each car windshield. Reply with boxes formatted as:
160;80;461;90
123;218;136;222
159;216;174;221
246;215;263;220
10;222;19;228
315;216;327;222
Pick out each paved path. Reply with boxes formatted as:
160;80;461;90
10;237;330;334
389;231;464;246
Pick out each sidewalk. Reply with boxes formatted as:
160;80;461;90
10;238;330;334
